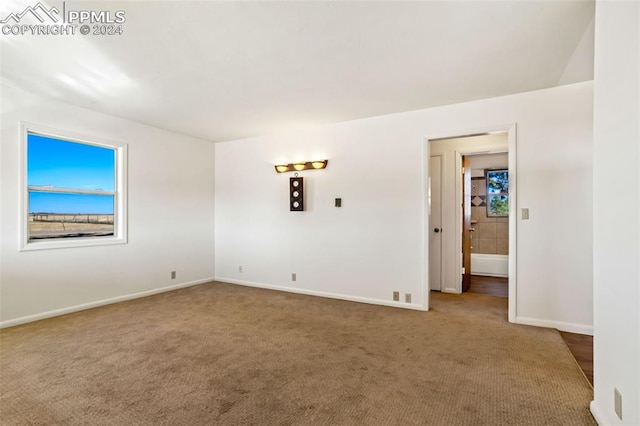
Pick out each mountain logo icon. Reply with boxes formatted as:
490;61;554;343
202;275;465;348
0;2;60;24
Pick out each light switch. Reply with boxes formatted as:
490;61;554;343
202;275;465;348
521;208;529;220
335;198;342;207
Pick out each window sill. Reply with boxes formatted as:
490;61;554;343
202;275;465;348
20;236;127;251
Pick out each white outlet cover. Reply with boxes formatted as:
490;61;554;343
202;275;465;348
614;388;622;420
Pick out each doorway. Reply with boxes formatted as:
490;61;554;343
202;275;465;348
424;125;517;323
462;153;510;295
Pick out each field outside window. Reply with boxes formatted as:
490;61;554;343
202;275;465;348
22;125;127;250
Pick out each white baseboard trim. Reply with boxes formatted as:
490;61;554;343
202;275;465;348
0;277;215;329
516;316;593;335
215;277;427;311
589;401;606;425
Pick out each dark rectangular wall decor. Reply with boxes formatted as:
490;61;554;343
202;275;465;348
290;177;304;211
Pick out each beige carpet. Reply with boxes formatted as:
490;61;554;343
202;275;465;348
0;282;595;425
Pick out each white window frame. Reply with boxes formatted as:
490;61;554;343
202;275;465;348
20;122;128;251
485;168;509;218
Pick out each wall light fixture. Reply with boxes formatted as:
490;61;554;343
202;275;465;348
274;160;328;173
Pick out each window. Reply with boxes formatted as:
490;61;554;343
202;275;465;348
485;169;509;217
22;124;127;250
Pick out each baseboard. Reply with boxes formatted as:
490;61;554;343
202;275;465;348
516;316;593;335
0;277;215;329
589;400;607;425
215;277;427;311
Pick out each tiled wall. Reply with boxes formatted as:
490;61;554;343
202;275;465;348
470;177;509;255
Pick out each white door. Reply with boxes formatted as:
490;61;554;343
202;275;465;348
429;155;443;291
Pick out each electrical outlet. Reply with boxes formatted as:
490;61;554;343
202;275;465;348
521;208;529;220
239;266;243;273
393;291;399;301
171;271;176;280
405;293;412;303
614;388;622;420
291;273;297;282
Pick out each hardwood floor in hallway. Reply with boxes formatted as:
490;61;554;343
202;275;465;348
559;331;593;386
467;275;508;297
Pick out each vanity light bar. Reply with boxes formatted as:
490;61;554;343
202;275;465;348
274;160;328;173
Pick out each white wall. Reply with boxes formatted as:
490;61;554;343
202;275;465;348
0;83;216;326
215;81;594;333
591;1;640;424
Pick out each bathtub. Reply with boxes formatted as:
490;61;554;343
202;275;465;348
471;253;508;277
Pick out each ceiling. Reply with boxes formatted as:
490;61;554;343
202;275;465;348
0;0;595;142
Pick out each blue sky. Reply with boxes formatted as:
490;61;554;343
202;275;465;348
28;134;115;214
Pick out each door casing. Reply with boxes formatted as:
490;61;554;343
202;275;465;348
462;156;472;292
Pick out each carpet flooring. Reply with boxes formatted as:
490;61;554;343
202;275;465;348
0;282;595;425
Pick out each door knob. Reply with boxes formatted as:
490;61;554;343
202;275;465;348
434;228;441;233
469;227;475;232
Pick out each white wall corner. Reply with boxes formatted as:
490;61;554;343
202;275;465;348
558;15;595;86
